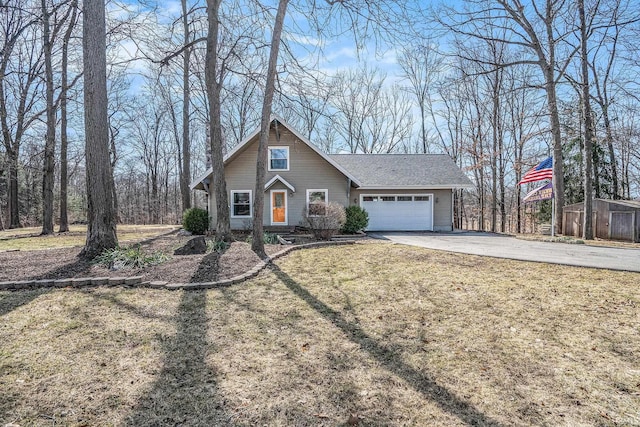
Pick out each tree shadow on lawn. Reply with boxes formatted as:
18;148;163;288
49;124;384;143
28;256;93;281
269;264;505;427
0;288;50;318
124;290;235;426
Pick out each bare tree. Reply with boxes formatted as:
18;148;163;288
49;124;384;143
80;0;117;258
397;41;444;154
0;1;43;229
180;0;192;212
252;0;289;258
577;0;594;239
205;0;232;240
58;0;78;232
442;0;576;234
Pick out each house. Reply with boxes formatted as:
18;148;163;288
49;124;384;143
191;116;473;232
563;199;640;242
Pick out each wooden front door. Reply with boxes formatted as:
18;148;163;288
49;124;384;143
271;190;287;225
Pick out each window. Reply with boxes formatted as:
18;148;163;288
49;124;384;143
307;189;327;216
231;190;252;217
363;196;378;202
381;196;395;202
414;196;430;201
397;196;412;201
268;146;289;171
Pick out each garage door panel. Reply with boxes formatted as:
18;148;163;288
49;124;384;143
361;195;433;231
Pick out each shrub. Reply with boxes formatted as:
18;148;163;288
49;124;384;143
341;205;369;234
207;239;229;253
302;201;346;240
182;208;209;235
95;244;169;270
244;232;280;245
263;232;279;244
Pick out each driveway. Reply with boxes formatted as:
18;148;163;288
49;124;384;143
369;231;640;273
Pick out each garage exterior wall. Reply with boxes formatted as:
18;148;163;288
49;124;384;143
209;127;350;230
351;188;453;231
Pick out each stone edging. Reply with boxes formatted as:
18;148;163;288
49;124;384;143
0;240;356;291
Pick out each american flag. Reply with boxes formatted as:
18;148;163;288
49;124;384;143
518;156;553;185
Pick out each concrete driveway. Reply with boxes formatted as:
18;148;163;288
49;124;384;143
369;231;640;273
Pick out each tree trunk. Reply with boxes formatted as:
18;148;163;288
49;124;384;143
80;0;117;258
490;70;499;233
252;0;289;258
205;0;231;240
544;67;565;235
59;0;77;233
180;0;192;212
602;109;619;199
7;149;21;228
579;0;593;240
41;0;56;235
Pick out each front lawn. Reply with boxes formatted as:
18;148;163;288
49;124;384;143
0;224;179;251
1;243;639;426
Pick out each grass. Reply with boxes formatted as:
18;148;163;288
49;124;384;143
1;243;639;426
0;224;178;251
515;233;640;249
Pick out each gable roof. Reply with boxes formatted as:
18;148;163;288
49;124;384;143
190;115;362;191
264;174;295;192
329;154;474;189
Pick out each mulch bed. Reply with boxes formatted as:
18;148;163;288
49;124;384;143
0;231;286;284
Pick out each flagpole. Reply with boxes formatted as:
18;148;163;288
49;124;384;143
551;165;555;237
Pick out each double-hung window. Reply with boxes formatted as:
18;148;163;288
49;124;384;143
307;189;327;216
231;190;252;218
268;146;289;171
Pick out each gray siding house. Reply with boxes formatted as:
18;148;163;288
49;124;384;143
191;116;473;232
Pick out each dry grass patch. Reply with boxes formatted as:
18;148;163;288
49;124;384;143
0;224;178;251
1;243;639;426
515;233;640;249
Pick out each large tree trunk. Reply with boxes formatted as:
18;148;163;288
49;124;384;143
80;0;117;258
251;0;289;258
180;0;192;212
59;0;77;233
579;0;593;240
41;0;56;235
205;0;231;240
543;68;565;235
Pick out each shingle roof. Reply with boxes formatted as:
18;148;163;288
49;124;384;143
329;154;474;189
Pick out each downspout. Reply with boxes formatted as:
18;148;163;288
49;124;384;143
452;188;454;231
203;182;210;227
347;178;352;205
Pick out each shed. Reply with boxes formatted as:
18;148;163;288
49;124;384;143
562;199;640;242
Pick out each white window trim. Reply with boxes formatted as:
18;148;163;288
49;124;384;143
268;146;290;171
270;189;288;225
230;190;252;218
306;189;328;217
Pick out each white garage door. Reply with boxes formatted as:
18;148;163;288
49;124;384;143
361;194;433;231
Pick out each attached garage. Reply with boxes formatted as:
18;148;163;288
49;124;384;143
361;194;433;231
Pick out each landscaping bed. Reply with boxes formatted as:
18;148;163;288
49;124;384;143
0;230;289;283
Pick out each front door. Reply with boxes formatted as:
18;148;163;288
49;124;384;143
271;190;287;225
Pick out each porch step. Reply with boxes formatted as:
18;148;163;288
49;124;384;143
264;226;297;234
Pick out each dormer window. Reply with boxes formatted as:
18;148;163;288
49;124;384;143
268;146;289;171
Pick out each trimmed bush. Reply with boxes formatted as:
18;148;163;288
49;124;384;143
341;205;369;234
182;208;209;235
302;201;346;240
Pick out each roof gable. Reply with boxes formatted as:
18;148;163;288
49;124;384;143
264;174;295;192
191;115;362;190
